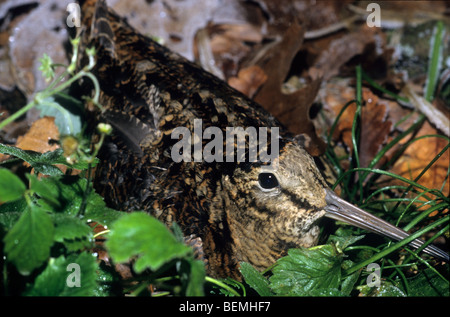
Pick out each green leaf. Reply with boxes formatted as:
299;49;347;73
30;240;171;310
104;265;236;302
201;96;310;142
52;213;92;242
4;204;54;275
106;212;191;272
0;198;27;230
26;173;60;208
0;144;63;176
184;259;206;296
94;262;123;296
269;245;343;296
340;263;361;296
52;213;93;252
36;94;83;135
327;227;365;251
25;252;98;296
357;281;406;297
0;144;91;175
38;53;55;81
0;168;26;202
407;268;450;296
36;175;122;226
239;262;273;296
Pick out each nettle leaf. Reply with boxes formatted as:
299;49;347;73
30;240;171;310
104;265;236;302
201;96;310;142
25;252;98;296
0;144;91;175
269;245;344;296
0;168;26;202
0;143;62;176
106;212;192;273
4;204;54;275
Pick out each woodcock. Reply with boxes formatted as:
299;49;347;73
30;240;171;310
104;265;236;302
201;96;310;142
77;0;449;278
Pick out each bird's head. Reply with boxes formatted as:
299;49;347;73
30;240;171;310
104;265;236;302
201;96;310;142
215;136;448;272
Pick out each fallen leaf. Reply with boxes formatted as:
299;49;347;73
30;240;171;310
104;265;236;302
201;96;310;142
0;116;60;168
309;25;381;81
250;21;326;156
15;116;59;153
205;23;264;78
359;90;392;168
324;83;393;168
228;65;267;98
389;121;449;196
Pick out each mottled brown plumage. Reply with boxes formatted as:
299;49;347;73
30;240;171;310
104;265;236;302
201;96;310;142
77;0;448;278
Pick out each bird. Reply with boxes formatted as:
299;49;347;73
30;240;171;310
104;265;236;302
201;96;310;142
76;0;449;279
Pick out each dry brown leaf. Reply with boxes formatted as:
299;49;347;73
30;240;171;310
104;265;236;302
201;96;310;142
15;116;59;152
359;90;392;168
250;21;326;156
309;25;381;81
207;23;264;78
228;65;267;98
0;116;60;166
325;85;392;167
389;121;450;197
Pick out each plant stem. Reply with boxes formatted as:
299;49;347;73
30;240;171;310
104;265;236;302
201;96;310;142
205;276;242;296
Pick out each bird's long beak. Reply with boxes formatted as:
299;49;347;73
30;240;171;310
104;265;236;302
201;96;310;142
324;189;449;262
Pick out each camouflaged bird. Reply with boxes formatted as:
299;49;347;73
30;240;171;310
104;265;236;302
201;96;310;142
77;0;448;278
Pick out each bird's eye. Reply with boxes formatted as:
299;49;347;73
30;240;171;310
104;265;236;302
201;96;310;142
258;172;279;190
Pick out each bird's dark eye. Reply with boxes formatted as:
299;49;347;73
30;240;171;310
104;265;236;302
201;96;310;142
258;172;279;190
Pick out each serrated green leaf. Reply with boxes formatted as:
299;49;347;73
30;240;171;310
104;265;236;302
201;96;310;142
0;144;63;176
52;213;92;242
269;245;343;296
25;252;98;296
0;144;91;174
27;173;60;208
327;228;365;251
240;262;273;296
4;204;54;275
106;212;191;272
0;168;26;202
